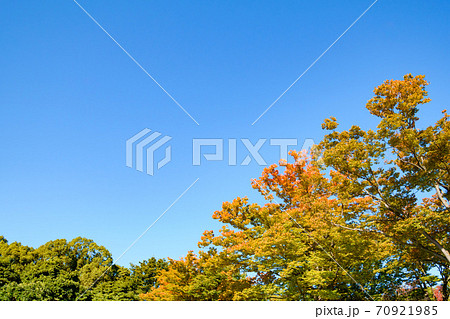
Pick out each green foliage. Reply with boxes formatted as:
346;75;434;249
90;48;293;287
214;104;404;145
1;74;447;301
0;236;167;301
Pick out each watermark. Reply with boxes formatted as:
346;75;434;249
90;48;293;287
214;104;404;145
126;129;315;175
193;138;315;166
126;128;172;176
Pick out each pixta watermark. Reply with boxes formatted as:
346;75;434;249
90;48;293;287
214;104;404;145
126;129;172;176
126;128;315;176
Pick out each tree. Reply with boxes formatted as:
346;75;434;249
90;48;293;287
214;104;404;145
140;251;251;301
130;257;168;295
317;74;449;300
145;74;448;301
0;236;167;300
143;153;403;300
0;238;36;296
1;74;447;301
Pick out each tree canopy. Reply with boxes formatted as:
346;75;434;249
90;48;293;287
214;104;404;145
141;74;449;301
0;236;167;300
1;74;448;301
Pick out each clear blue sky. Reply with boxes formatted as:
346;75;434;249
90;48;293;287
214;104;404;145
1;0;449;266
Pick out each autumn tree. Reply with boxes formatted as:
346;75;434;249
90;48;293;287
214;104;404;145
1;74;447;301
145;74;448;301
140;250;252;300
143;154;403;300
317;74;449;300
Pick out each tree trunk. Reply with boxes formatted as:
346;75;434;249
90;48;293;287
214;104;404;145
421;231;450;265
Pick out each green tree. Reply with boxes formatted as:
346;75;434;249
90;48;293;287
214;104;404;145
0;236;166;300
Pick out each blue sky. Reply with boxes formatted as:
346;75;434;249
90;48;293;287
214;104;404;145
1;0;449;266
